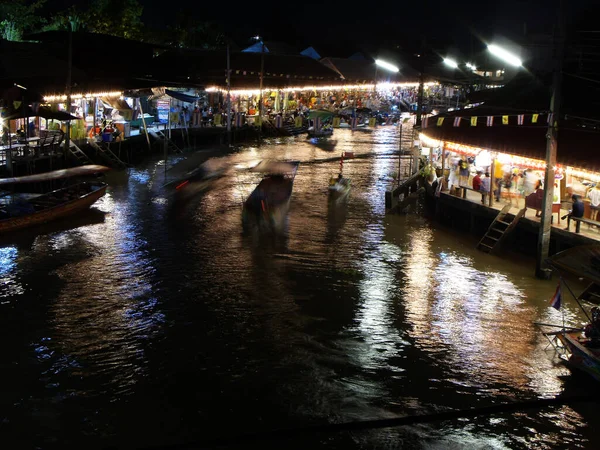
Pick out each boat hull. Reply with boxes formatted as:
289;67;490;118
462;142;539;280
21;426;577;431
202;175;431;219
328;178;351;202
557;332;600;382
0;182;107;233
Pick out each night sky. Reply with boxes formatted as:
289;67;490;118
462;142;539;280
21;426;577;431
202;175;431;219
48;0;593;56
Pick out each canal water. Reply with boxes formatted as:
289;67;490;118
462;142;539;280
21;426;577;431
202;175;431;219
1;128;599;449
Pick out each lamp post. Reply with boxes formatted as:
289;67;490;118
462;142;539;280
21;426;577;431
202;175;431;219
486;39;562;279
374;58;399;91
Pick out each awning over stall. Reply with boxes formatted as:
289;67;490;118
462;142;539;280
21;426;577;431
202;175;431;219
165;89;200;103
101;96;132;111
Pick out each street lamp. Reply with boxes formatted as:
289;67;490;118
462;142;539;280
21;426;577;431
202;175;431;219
486;41;559;279
487;44;522;67
373;58;399;92
375;59;399;73
443;58;458;69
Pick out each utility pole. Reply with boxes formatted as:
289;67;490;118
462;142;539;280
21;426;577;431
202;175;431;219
536;0;565;279
226;44;232;146
415;37;426;128
64;20;73;164
258;39;265;144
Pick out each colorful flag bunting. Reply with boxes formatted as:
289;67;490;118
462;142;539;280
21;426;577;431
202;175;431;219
453;117;461;127
550;283;562;310
437;117;444;126
470;116;477;126
502;115;509;125
517;114;524;125
486;116;494;126
532;113;539;123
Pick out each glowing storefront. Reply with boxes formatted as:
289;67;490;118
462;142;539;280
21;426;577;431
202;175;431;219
420;110;600;217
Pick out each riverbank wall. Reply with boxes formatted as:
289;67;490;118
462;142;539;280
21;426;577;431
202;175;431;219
425;190;596;257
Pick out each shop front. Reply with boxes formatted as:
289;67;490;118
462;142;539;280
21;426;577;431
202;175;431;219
419;131;600;222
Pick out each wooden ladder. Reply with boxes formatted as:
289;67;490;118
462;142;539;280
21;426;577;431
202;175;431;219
88;140;127;169
68;140;93;165
476;205;527;253
149;130;183;154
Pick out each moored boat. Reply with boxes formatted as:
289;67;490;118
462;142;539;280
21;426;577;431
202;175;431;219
307;109;335;138
0;165;109;233
536;245;600;382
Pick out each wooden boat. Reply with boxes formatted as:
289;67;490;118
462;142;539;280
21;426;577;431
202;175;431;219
0;166;109;233
307;109;335;138
242;160;299;231
536;245;600;382
328;152;353;202
307;127;333;138
328;176;351;201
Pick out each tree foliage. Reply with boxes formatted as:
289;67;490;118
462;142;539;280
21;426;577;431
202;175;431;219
0;0;46;41
165;20;228;49
84;0;144;39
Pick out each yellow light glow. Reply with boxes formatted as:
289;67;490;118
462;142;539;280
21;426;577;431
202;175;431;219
566;166;600;182
206;82;438;96
43;91;123;102
420;132;557;170
419;132;442;148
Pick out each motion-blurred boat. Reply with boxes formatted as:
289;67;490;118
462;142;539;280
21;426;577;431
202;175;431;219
242;160;299;231
0;165;109;233
328;152;354;202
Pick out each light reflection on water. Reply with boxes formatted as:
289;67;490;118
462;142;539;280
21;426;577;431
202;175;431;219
0;127;599;449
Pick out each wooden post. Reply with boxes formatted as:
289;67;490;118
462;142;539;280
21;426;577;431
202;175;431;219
536;0;565;279
489;159;495;207
226;44;232;146
138;101;152;152
64;23;73;164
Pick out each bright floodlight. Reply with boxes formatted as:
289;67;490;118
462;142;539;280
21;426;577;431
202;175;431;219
487;44;522;67
375;59;399;73
466;62;477;71
443;58;458;69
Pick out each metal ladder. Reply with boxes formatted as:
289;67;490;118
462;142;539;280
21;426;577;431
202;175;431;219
149;130;182;154
68;140;93;165
476;205;527;253
87;139;127;169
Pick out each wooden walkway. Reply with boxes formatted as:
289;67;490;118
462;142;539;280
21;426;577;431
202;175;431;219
455;188;600;242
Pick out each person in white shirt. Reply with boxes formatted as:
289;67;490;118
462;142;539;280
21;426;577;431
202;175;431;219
588;184;600;221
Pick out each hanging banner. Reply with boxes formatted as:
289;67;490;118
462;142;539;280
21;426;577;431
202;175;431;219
368;117;377;127
470;116;477;126
332;117;341;127
502;115;509;125
453;117;461;127
517;114;524;125
157;100;170;124
214;113;222;126
532;114;539;123
547;113;554;124
436;117;444;126
294;116;303;128
486;116;494;126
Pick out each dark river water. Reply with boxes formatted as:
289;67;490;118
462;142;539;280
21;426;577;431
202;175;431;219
2;128;600;449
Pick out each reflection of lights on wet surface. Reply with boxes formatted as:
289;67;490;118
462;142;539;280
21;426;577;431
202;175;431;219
0;246;23;299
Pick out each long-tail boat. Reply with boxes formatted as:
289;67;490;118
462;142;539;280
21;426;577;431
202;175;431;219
0;165;109;233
